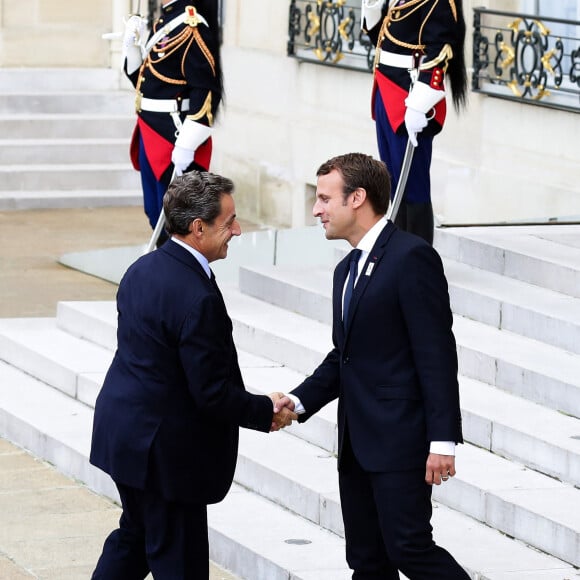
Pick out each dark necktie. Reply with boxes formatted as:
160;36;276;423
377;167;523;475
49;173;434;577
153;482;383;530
343;249;362;328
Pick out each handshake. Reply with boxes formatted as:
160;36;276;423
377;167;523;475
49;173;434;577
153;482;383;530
268;392;298;432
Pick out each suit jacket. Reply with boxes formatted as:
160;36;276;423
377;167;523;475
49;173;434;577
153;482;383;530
90;241;273;504
292;222;463;472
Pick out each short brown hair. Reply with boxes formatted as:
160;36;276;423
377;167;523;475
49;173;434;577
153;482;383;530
317;153;391;215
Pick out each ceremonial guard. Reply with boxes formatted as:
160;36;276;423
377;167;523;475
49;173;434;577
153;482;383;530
362;0;467;244
122;0;222;243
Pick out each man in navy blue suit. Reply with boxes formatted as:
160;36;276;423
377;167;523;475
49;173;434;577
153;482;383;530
90;171;296;578
289;153;469;579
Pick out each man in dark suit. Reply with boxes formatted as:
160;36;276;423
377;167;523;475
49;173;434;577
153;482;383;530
288;153;469;579
90;171;296;579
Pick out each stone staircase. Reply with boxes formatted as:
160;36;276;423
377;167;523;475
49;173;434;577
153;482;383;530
1;225;580;579
0;68;141;210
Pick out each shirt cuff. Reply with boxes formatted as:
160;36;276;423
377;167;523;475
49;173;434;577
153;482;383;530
286;393;305;415
429;441;455;456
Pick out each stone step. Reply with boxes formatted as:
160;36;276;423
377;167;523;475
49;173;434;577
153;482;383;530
452;314;580;418
0;189;142;211
247;362;580;490
0;92;133;115
0;318;114;404
239;265;333;325
224;289;332;376
0;164;140;192
444;259;580;355
53;300;580;485
0;68;126;93
0;114;134;139
239;259;580;355
0;138;130;165
35;302;580;488
56;301;118;351
435;225;580;299
56;296;329;378
235;417;580;568
222;286;580;418
55;291;580;422
0;361;576;578
458;376;580;487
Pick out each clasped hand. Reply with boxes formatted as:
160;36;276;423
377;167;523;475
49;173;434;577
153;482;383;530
268;392;297;432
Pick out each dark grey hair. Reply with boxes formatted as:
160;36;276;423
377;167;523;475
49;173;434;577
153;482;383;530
163;171;234;235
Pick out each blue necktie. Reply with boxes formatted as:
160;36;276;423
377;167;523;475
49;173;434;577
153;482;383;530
343;249;362;328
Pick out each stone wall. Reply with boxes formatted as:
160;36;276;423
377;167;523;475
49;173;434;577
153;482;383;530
0;0;128;67
212;0;580;227
1;0;578;226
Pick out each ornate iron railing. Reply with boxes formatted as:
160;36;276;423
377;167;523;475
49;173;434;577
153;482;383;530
473;8;580;112
287;0;375;72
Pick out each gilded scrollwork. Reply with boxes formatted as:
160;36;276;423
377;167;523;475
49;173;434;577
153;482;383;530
288;0;374;72
473;8;580;111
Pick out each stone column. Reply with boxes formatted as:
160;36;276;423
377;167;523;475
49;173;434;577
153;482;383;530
107;0;132;71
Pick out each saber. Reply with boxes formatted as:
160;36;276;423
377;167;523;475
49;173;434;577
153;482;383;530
386;138;414;223
145;209;167;254
386;48;424;223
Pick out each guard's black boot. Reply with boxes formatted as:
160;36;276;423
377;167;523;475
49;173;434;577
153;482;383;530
155;229;169;248
393;201;408;232
406;201;434;245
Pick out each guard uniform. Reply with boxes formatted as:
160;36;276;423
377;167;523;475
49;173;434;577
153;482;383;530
363;0;465;244
126;0;222;230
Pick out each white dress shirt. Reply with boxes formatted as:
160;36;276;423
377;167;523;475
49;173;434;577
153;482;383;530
171;237;212;279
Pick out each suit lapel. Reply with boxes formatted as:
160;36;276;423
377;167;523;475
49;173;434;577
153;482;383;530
160;240;220;297
343;221;397;341
161;240;206;275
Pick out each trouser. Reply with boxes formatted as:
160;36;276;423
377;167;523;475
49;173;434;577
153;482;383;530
374;89;433;205
138;136;173;231
92;482;209;579
339;439;469;580
374;89;435;245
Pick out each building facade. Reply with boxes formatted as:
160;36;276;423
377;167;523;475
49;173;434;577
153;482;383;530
1;0;578;227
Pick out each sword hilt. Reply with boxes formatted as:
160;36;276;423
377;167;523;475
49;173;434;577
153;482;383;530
409;49;424;86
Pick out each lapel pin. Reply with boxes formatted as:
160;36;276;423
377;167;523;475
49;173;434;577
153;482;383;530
365;263;375;276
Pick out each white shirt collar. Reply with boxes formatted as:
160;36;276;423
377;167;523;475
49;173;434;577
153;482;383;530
355;216;388;255
170;237;212;279
346;216;388;283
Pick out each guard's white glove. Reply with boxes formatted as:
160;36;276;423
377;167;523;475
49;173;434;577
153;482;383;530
404;80;445;145
404;107;428;147
171;145;195;176
123;15;146;74
361;0;384;31
171;119;213;175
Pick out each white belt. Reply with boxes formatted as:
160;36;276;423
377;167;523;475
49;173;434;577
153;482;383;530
138;97;190;113
379;50;423;69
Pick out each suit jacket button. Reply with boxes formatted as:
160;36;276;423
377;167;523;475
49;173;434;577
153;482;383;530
343;357;349;364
